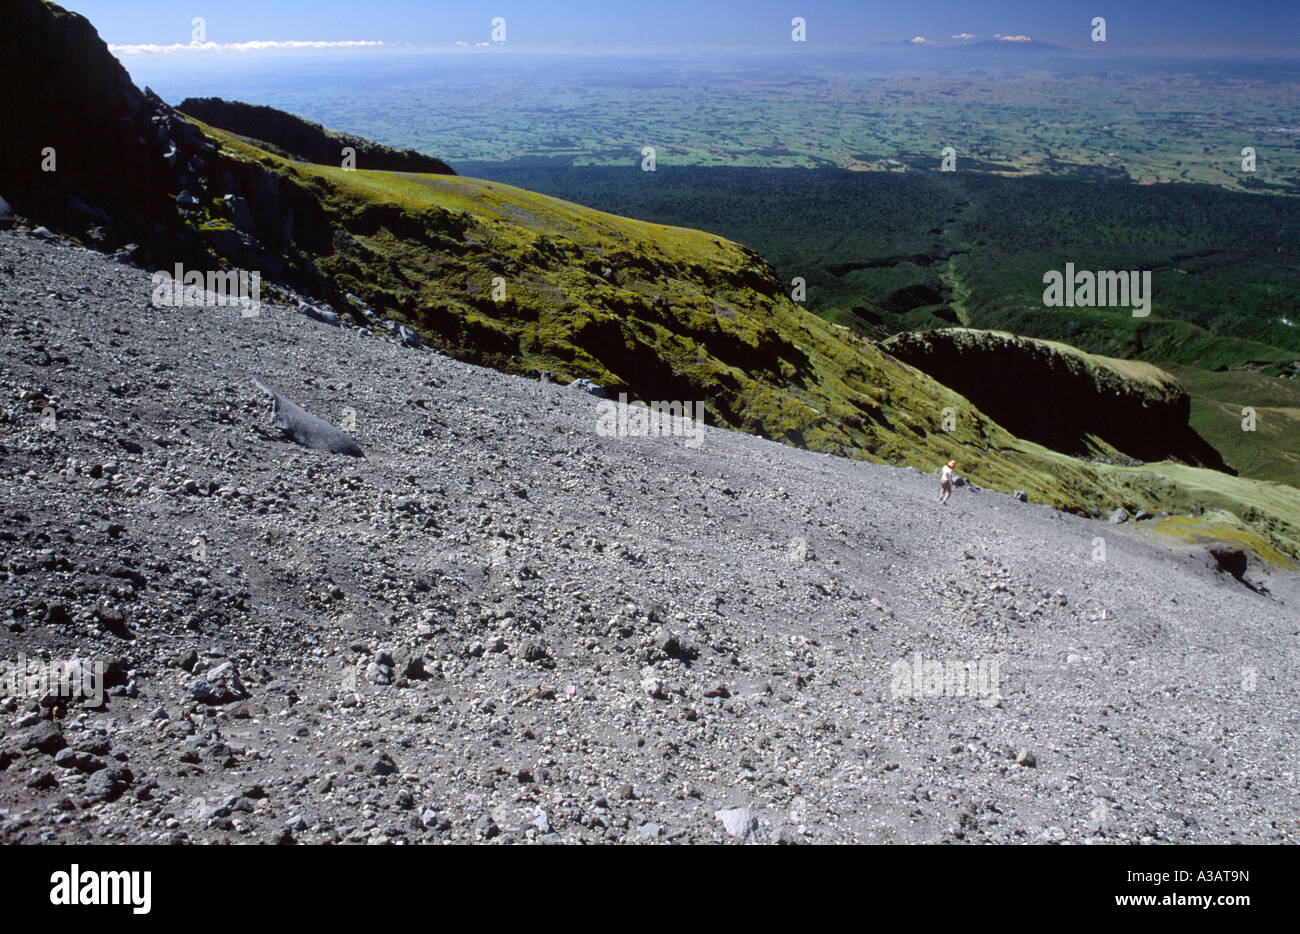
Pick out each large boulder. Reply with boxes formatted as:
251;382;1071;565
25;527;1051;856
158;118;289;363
252;379;364;457
568;378;607;398
299;300;341;327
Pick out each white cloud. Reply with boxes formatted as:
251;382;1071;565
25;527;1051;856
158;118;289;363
994;34;1033;42
908;36;929;44
108;39;385;55
951;32;976;41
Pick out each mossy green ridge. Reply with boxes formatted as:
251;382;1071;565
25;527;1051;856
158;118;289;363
1150;512;1295;571
185;119;1300;561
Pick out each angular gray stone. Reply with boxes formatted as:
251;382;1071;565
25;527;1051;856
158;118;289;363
654;627;698;661
299;300;340;327
252;379;363;457
84;767;130;802
20;721;65;755
54;748;89;770
397;325;422;348
365;658;392;685
715;806;761;840
520;640;551;664
568;378;606;398
190;661;246;704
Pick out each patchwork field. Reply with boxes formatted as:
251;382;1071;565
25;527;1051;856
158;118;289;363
134;51;1300;191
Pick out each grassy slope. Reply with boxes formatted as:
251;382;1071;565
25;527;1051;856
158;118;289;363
1168;365;1300;487
965;298;1298;375
190;120;1300;563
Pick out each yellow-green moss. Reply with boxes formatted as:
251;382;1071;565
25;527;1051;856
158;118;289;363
1152;513;1296;569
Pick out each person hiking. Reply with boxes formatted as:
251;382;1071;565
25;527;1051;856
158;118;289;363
939;460;956;504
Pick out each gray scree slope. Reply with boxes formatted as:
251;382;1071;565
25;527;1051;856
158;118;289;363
0;229;1295;844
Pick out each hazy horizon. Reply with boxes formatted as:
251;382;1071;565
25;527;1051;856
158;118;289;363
66;0;1300;58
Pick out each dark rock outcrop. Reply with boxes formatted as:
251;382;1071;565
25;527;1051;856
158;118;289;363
884;329;1232;469
178;97;456;175
1207;545;1248;579
0;0;438;321
0;0;174;241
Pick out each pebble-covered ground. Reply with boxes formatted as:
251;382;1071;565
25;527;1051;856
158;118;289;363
0;228;1295;844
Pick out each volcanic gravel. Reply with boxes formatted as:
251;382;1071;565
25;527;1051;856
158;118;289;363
0;228;1295;844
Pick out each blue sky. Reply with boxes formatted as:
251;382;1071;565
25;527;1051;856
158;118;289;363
65;0;1300;55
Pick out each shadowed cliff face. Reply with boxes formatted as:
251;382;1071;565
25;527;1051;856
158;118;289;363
0;0;175;238
883;329;1231;470
0;1;348;288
